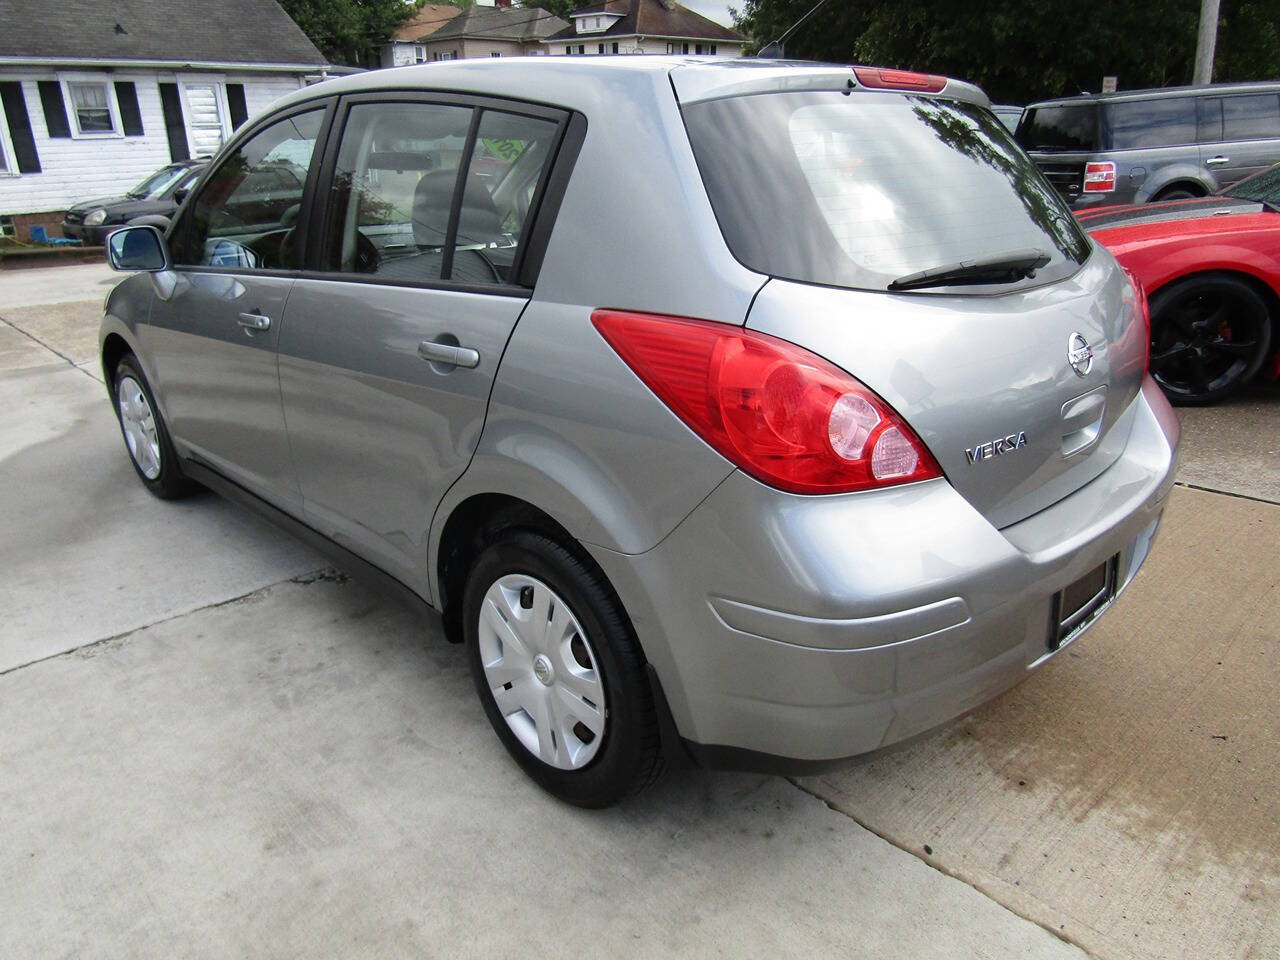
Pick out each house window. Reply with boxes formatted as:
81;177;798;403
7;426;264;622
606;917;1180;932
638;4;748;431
710;45;717;54
565;45;572;55
695;44;703;54
578;44;585;54
491;51;501;57
64;79;117;135
612;42;618;53
0;96;13;174
598;43;605;54
415;45;426;62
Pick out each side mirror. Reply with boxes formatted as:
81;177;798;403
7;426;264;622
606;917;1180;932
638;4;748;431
106;225;170;272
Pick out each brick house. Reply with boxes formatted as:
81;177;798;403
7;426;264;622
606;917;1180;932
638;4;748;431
0;0;331;243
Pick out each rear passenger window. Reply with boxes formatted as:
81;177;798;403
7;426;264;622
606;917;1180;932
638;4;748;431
325;102;473;281
1105;98;1196;149
452;111;557;284
324;101;558;285
1221;93;1280;141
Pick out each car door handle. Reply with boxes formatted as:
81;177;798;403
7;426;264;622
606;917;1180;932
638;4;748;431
237;312;271;331
1206;156;1230;166
418;340;480;369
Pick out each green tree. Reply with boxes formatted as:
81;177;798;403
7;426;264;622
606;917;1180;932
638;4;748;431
278;0;418;66
518;0;579;19
731;0;1280;102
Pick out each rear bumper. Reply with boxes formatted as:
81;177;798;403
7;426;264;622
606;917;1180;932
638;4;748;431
589;378;1180;770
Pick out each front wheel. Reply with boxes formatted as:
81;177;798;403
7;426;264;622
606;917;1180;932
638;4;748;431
1148;275;1273;405
463;530;663;807
111;354;196;498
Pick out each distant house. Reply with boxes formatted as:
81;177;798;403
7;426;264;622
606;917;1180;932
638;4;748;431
378;4;463;69
0;0;332;243
419;4;568;62
544;0;746;57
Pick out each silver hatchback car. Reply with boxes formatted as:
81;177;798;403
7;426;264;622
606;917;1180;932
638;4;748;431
101;58;1179;807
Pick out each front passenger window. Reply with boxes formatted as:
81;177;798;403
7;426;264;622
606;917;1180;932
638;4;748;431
173;109;322;270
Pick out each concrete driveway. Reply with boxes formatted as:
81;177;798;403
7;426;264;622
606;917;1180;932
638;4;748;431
1;263;1276;959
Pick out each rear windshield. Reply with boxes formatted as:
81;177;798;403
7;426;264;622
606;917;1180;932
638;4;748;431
683;91;1090;293
1016;104;1099;150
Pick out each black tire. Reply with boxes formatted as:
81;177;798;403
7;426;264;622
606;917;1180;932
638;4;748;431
111;354;197;499
1152;186;1200;202
463;530;662;807
1148;274;1274;405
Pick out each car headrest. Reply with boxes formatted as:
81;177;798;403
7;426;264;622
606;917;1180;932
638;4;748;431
412;167;503;249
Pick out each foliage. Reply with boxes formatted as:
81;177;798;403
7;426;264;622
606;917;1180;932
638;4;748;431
731;0;1280;103
518;0;580;18
277;0;418;66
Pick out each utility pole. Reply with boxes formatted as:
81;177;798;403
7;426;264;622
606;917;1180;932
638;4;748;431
1193;0;1220;84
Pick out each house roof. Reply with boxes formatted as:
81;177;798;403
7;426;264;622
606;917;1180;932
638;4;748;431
0;0;326;66
426;6;568;44
393;4;463;43
545;0;743;43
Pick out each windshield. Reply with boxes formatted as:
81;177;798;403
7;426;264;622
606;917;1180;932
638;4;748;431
127;165;189;199
1015;104;1098;151
1224;164;1280;206
683;91;1090;293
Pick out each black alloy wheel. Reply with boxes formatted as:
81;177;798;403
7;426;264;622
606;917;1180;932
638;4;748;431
1148;275;1273;405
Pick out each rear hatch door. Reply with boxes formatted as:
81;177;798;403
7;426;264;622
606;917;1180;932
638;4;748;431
680;79;1146;527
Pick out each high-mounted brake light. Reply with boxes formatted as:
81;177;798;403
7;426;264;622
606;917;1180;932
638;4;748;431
592;310;943;495
852;67;947;94
1083;161;1116;193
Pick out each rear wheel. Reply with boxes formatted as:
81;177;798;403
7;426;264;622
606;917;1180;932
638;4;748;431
111;354;196;498
463;530;662;807
1152;185;1200;202
1148;275;1273;405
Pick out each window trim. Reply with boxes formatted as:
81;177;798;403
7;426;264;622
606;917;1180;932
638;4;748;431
0;93;17;175
168;97;336;278
58;73;122;138
303;89;577;293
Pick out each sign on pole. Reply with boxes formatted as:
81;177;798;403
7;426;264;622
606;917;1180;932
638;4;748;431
1102;76;1118;93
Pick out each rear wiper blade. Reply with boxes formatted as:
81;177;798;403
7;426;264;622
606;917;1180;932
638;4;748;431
888;249;1051;292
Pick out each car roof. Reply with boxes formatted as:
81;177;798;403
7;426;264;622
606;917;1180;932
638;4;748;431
1026;79;1280;109
267;56;989;115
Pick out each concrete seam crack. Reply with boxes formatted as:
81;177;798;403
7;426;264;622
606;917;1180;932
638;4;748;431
1172;479;1279;507
0;567;327;679
788;778;1096;958
0;312;98;379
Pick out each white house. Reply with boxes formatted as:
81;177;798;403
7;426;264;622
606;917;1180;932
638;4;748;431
543;0;746;58
377;4;462;69
0;0;332;243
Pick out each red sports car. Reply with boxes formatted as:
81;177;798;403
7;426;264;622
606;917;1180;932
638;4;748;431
1079;164;1280;404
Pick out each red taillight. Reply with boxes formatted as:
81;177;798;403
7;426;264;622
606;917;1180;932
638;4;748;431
591;310;942;495
1123;267;1151;372
852;66;947;93
1083;161;1116;193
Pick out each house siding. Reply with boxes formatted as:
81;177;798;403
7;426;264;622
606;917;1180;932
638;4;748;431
0;68;305;222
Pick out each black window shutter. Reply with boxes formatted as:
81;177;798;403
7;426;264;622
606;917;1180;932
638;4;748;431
114;81;143;136
0;81;40;173
157;82;189;161
226;83;248;130
37;80;70;138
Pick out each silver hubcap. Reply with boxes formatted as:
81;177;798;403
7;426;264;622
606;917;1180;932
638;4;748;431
117;376;161;480
478;574;607;770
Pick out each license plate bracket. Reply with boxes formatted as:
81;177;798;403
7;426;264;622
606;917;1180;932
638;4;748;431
1049;554;1119;651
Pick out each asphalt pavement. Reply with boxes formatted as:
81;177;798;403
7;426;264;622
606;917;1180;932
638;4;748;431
1;262;1275;959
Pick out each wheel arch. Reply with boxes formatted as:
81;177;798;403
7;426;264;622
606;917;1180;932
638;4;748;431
1148;267;1280;325
434;491;612;646
1149;179;1208;201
